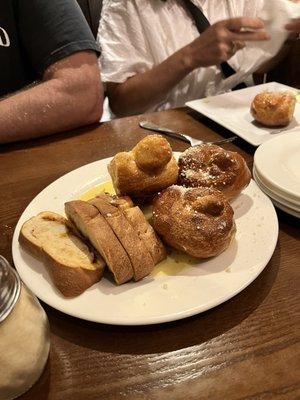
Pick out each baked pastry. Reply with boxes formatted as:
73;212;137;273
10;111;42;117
153;186;236;258
65;193;165;283
65;200;134;284
178;144;251;201
108;134;178;202
251;91;296;127
124;206;166;265
19;212;105;297
89;194;155;281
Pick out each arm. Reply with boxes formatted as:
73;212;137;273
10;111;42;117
0;51;103;144
107;18;269;117
285;18;300;32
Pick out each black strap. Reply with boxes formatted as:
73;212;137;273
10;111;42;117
183;0;246;89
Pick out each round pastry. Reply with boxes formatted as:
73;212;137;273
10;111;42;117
153;185;236;258
178;144;251;201
250;91;296;127
108;135;178;203
132;134;172;172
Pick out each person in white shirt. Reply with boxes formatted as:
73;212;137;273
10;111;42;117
98;0;271;118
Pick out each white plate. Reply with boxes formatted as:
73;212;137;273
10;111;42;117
253;167;300;212
254;132;300;202
12;156;278;325
186;82;300;146
254;172;300;219
269;198;300;219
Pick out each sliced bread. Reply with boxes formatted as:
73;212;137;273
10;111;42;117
18;211;105;298
89;195;155;281
65;201;134;284
124;207;166;265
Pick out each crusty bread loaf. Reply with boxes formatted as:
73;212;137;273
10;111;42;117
18;212;105;297
89;195;155;281
65;200;134;284
124;206;166;265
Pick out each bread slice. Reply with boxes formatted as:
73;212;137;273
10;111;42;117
18;212;105;298
65;200;134;284
124;207;166;265
109;195;134;210
89;195;155;281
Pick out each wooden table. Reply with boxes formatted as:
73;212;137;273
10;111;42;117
1;109;299;400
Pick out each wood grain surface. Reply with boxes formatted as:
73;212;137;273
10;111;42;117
0;109;299;400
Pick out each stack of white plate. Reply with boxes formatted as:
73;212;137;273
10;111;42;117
253;132;300;219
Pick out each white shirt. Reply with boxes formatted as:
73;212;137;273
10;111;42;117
98;0;264;115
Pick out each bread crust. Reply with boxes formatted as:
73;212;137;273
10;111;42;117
250;91;296;127
124;206;166;265
153;186;236;258
178;144;251;201
90;195;155;281
65;201;134;284
18;212;105;297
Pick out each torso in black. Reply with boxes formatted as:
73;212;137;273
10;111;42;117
0;0;99;97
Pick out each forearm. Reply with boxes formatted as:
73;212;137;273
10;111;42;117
108;17;269;117
0;78;102;144
108;47;193;117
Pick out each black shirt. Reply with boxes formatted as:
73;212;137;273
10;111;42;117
0;0;100;97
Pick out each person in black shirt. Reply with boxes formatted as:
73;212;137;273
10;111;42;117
0;0;103;144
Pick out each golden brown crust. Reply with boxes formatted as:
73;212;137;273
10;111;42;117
42;251;103;298
19;225;43;261
18;211;105;298
108;135;178;202
250;91;296;127
178;144;251;201
153;186;236;258
124;206;167;265
90;195;155;281
65;201;134;285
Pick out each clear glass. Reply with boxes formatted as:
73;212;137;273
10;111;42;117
0;258;50;400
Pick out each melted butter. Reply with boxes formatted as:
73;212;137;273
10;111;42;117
79;181;199;276
79;181;115;201
152;250;199;277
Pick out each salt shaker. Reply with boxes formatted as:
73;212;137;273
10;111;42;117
0;256;50;400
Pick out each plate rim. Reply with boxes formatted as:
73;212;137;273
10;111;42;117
254;133;300;201
12;157;279;325
253;167;300;212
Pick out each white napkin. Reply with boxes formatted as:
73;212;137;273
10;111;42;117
217;0;300;92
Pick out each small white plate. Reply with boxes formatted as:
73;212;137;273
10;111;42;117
186;82;300;146
254;133;300;202
270;198;300;219
12;156;278;325
253;168;300;217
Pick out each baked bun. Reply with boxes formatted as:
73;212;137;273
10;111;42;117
178;144;251;201
153;186;236;258
108;135;178;202
251;91;296;127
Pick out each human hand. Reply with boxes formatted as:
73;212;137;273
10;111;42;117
183;17;270;70
285;18;300;33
